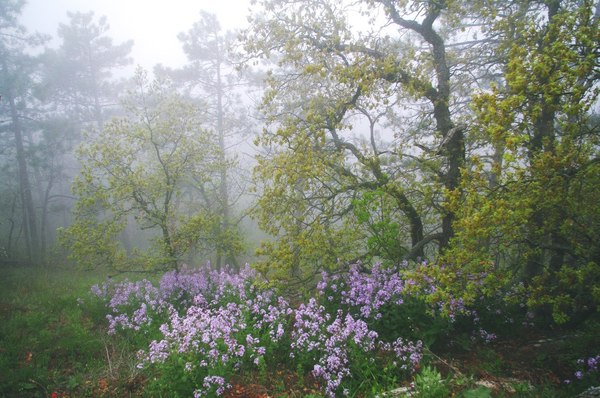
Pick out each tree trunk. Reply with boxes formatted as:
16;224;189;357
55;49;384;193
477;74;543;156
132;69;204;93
380;0;465;253
6;86;39;266
387;185;425;259
6;193;18;257
215;43;237;270
426;27;465;251
215;55;227;269
161;223;178;271
90;63;105;131
40;174;55;266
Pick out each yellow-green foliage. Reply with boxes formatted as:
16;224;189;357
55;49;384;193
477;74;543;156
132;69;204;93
438;0;600;322
253;127;365;286
60;68;238;271
245;0;465;284
245;0;599;323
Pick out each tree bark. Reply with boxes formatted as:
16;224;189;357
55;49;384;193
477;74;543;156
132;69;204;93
5;81;39;265
215;47;228;270
379;0;465;252
40;173;55;266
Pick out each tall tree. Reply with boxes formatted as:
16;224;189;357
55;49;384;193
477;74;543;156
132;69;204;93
156;12;252;269
60;69;233;271
0;0;47;264
29;118;78;264
41;11;132;132
441;0;600;323
243;0;474;282
33;11;133;263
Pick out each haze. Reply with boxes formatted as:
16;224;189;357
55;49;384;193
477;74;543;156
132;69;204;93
21;0;251;70
2;0;600;396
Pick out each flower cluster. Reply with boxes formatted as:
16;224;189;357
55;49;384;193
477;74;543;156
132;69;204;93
380;337;423;371
91;279;162;333
194;376;230;397
96;265;291;396
310;311;380;396
318;263;405;320
574;354;600;380
291;299;420;397
343;263;405;319
93;263;428;397
91;264;256;335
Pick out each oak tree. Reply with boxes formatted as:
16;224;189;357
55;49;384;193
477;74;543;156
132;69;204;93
60;69;229;271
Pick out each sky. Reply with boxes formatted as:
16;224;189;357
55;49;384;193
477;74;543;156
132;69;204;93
21;0;252;71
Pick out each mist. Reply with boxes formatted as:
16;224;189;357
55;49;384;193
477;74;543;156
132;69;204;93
1;0;262;269
21;0;252;71
2;0;600;396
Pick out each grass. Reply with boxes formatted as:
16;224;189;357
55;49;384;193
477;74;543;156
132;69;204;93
0;265;142;397
0;265;598;397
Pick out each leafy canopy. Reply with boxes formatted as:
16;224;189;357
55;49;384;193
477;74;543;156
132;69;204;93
60;68;240;271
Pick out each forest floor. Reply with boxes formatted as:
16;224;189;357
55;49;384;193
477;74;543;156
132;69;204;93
223;331;595;397
0;264;597;397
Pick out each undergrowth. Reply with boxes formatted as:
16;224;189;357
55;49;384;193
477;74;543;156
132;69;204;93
0;264;598;397
0;265;143;397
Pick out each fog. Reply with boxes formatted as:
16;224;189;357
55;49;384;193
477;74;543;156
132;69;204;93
2;1;599;395
1;0;263;269
5;0;598;278
21;0;252;71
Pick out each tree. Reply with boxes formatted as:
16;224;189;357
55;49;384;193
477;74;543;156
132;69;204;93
433;0;600;323
40;11;132;132
243;0;473;282
0;0;47;264
30;11;134;264
155;12;252;269
243;0;600;326
30;118;79;265
60;69;232;271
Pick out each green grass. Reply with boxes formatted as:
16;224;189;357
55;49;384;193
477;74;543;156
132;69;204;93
0;265;141;397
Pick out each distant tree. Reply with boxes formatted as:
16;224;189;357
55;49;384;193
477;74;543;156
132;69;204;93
0;141;21;261
30;118;78;264
40;11;132;132
32;11;133;263
0;0;47;264
155;11;253;269
60;69;239;271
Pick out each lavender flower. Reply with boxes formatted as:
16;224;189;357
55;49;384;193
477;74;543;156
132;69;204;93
573;354;600;381
340;263;404;319
193;375;230;397
95;262;431;397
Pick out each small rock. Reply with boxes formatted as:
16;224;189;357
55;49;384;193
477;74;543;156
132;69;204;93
376;386;412;397
577;386;600;398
